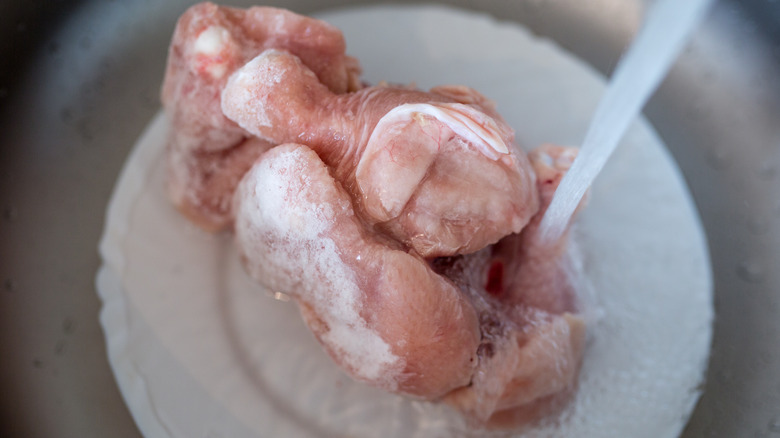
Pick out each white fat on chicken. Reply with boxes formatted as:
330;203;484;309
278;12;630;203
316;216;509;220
222;50;296;133
192;25;234;79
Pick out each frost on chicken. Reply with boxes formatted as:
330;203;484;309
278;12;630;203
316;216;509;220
233;146;407;387
162;2;589;428
161;2;361;230
233;144;480;396
220;48;539;257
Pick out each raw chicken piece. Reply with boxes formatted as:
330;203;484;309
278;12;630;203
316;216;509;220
222;49;538;257
161;2;361;229
231;141;585;425
233;144;480;398
162;3;589;429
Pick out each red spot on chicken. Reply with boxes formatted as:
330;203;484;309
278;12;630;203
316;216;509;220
485;261;505;297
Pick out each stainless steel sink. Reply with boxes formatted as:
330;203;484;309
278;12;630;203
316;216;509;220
1;1;778;436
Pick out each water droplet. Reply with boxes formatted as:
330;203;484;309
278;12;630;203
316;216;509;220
705;147;730;170
519;0;543;15
759;163;777;180
737;260;765;284
686;99;708;121
62;317;75;334
76;118;94;142
54;340;66;356
4;278;16;292
759;350;774;365
272;291;291;302
769;417;780;433
3;205;17;221
748;217;770;235
99;57;113;72
138;89;158;109
79;36;92;50
59;108;73;124
47;41;60;55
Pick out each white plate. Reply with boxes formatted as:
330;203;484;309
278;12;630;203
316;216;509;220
96;5;713;438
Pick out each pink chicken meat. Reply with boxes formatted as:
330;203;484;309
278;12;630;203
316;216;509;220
162;2;587;427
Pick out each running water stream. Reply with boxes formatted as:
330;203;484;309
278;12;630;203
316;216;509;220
538;0;715;243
